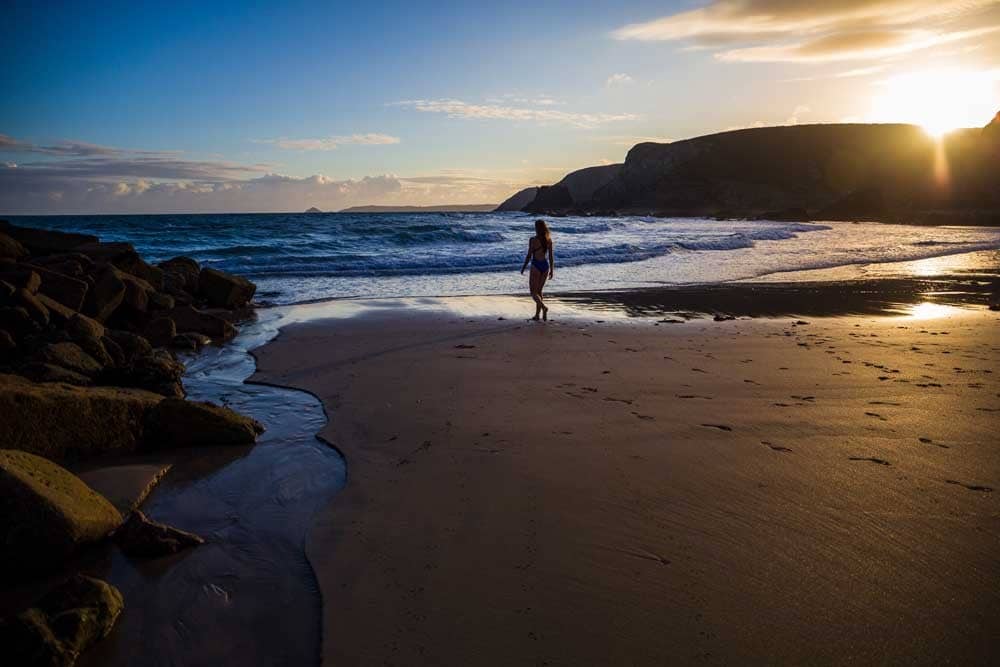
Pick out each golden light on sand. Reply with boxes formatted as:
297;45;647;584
869;69;1000;137
908;301;955;319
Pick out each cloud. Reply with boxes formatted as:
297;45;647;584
613;0;1000;63
786;104;812;124
254;133;401;151
606;73;634;87
392;99;639;128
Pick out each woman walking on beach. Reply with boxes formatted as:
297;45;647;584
520;219;554;320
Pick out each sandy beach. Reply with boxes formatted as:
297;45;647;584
250;294;1000;665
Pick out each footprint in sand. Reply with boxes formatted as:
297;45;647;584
454;344;477;349
700;423;733;432
632;412;655;421
945;480;993;492
848;457;891;466
864;412;888;421
677;394;713;400
581;387;598;393
918;437;950;449
761;441;793;453
604;397;633;405
869;401;902;406
691;368;708;374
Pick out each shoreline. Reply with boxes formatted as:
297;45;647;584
251;288;999;665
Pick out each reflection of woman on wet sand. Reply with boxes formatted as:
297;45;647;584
520;219;554;321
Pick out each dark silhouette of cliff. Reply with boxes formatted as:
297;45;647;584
511;122;1000;224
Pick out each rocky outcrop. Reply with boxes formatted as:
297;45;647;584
494;187;540;212
0;374;162;460
145;398;264;448
523;184;574;213
0;222;97;255
114;510;204;558
170;304;236;341
0;232;27;259
520;164;622;214
0;574;123;667
0;450;122;572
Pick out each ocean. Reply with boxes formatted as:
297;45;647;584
7;212;1000;305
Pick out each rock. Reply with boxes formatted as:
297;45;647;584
75;334;114;368
0;574;123;666
0;279;14;302
119;271;154;312
66;313;104;341
148;291;175;311
0;373;162;460
29;252;95;276
0;232;27;259
104;330;152;364
0;267;42;293
0;450;122;572
171;332;211;351
143;317;176;348
198;267;256;308
158;256;200;294
35;293;76;326
0;221;98;255
15;287;50;326
100;335;126;368
145;398;263;448
30;265;89;312
114;510;204;558
128;260;164;291
37;342;103;378
110;349;185;397
170;305;236;341
84;265;125;322
19;363;92;386
0;306;41;339
0;329;15;356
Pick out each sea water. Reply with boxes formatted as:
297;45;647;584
8;212;1000;303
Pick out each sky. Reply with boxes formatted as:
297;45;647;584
2;0;999;214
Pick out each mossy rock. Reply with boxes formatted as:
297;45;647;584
145;397;264;448
0;450;122;574
0;574;124;667
0;374;162;461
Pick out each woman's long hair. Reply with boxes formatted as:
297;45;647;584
535;219;551;252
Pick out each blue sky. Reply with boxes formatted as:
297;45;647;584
2;0;999;213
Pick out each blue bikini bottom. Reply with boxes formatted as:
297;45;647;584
531;259;549;273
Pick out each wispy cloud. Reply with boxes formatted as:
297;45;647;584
606;73;634;87
254;133;401;151
392;99;639;128
613;0;1000;63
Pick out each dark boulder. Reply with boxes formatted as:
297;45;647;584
114;510;204;558
143;317;176;347
66;313;104;341
30;265;89;312
0;306;41;339
35;293;76;327
20;363;92;386
0;221;98;255
119;271;154;313
84;265;125;322
0;232;27;259
103;330;152;365
28;252;95;276
0;267;42;293
148;291;175;311
0;574;123;666
109;349;185;397
171;332;211;351
145;398;264;448
15;288;50;326
170;305;236;341
158;256;200;294
199;267;257;308
0;373;162;460
0;450;122;573
36;342;103;378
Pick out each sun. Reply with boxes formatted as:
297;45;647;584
868;68;1000;137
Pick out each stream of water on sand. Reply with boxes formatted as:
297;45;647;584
80;309;346;667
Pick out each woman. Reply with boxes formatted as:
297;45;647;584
520;219;554;320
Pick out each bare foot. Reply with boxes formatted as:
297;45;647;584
542;306;548;321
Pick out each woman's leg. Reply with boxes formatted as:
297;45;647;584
529;268;543;319
537;272;549;320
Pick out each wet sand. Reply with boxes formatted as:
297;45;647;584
252;297;1000;665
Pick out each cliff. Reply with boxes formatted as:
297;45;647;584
511;122;1000;223
494;187;539;212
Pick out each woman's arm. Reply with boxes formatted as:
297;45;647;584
547;244;554;279
520;242;532;274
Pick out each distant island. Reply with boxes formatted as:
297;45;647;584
340;204;498;213
304;206;323;213
497;115;1000;226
